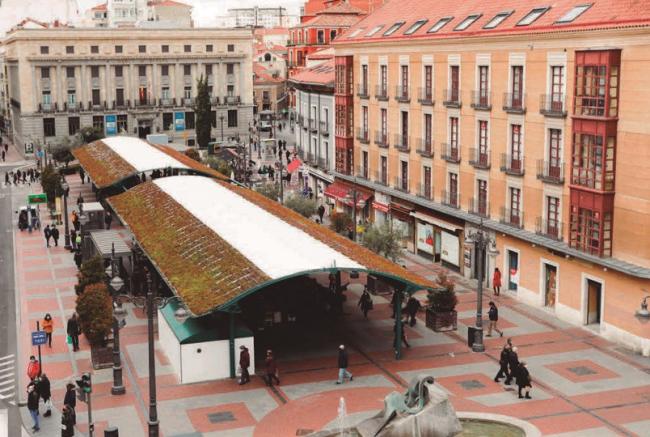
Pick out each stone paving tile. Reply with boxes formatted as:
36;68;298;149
546;427;621;437
529;412;612;435
280;374;395;401
623;419;650;437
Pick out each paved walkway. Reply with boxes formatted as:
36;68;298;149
12;173;650;437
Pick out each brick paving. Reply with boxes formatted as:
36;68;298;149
11;173;650;437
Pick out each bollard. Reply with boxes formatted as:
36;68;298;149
104;426;118;437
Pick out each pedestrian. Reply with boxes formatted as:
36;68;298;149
317;204;325;223
406;295;421;327
357;287;373;318
51;225;60;247
238;345;250;385
486;301;503;337
493;267;502;296
79;167;85;184
67;313;81;351
37;374;52;417
336;344;353;384
516;361;532;399
27;382;40;432
4;172;9;186
1;149;5;161
70;229;77;250
64;382;76;415
505;346;519;385
494;342;511;382
393;320;410;350
390;290;402;319
76;194;84;207
42;313;54;348
264;350;280;387
286;150;290;162
3;143;7;153
61;404;75;436
104;211;112;230
73;249;82;270
44;224;51;248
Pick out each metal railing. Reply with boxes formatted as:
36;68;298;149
469;148;491;169
470;90;491;110
393;134;410;152
500;154;525;176
134;99;153;108
441;190;460;209
224;95;240;105
112;99;130;109
418;87;433;105
317;157;328;169
443;88;461;107
536;160;565;184
503;92;526;113
500;207;524;228
394;176;409;192
441;143;460;163
210;96;220;105
375;85;388;101
39;102;57;112
374;170;388;186
417;183;433;200
182;97;193;106
415;138;433;158
64;101;81;112
357;83;369;98
535;217;563;241
374;131;389;148
356;127;370;144
395;86;410;103
469;197;490;218
540;94;567;117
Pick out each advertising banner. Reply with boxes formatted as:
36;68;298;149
441;231;460;266
105;115;117;136
416;221;434;254
174;112;185;131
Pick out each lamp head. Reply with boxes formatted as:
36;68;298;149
110;275;124;293
174;306;190;324
113;303;127;323
105;265;113;278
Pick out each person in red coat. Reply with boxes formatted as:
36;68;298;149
493;268;502;296
27;355;40;381
239;345;250;385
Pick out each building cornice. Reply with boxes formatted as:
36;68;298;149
23;54;247;63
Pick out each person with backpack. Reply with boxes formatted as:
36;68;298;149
487;301;504;337
357;287;373;319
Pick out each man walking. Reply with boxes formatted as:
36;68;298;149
27;382;40;432
494;342;511;382
104;211;113;230
43;224;51;248
51;226;60;247
238;345;250;385
67;313;81;351
336;345;353;384
406;296;421;327
516;361;532;399
317;204;325;223
505;346;519;385
487;301;503;337
264;350;280;387
79;167;85;184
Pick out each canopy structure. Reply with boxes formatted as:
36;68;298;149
109;175;434;317
89;230;132;259
72;137;228;189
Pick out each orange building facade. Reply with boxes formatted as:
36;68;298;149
333;0;650;355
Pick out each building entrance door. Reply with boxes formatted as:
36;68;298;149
507;250;518;291
586;279;602;325
138;120;152;138
544;264;557;307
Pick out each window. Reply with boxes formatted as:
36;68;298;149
161;87;170;100
366;25;383;36
115;66;123;77
161;65;169;76
115;45;123;53
163;112;173;130
478;179;488;213
483;11;513;29
556;4;592;23
117;114;128;133
40;46;49;54
161;44;169;53
424;113;432;148
347;28;364;38
423;166;432;196
517;7;550;26
401;111;409;144
478;65;489;103
227;109;238;127
572;132;605;189
380;65;387;94
138;45;146;53
227;85;234;96
575;65;606;116
206;44;213;52
478;120;488;155
206;64;212;76
383;21;405;36
381;156;388;183
183;64;191;76
548;128;562;177
401;65;409;96
450;65;459;101
455;14;482;31
185;112;195;129
511;65;524;106
138;65;146;77
226;63;234;75
449;172;458;205
449;117;459;147
138;87;148;104
40;67;50;79
547;196;560;235
362;106;368;136
400;161;408;189
91;45;99;54
509;187;521;224
362;151;368;177
550;65;564;109
43;118;55;137
42;91;51;105
361;64;368;93
381;108;387;139
428;17;453;33
91;66;100;78
66;46;74;54
424;65;432;98
227;44;234;52
510;124;522;170
404;19;428;35
68;116;80;135
66;67;75;78
92;89;100;105
184;44;191;53
330;30;337;40
317;30;325;44
92;115;104;131
184;86;192;99
115;88;124;106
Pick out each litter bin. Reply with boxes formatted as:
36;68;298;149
104;427;119;437
467;326;477;348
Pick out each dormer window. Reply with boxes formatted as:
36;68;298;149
404;19;428;35
483;11;513;29
428;17;453;33
383;21;405;36
556;4;592;23
455;14;482;31
517;7;550;26
366;25;383;36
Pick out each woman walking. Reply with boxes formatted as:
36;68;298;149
493;268;502;296
264;350;280;387
67;313;81;351
42;314;54;348
357;287;373;319
486;301;503;337
61;404;75;436
516;361;533;399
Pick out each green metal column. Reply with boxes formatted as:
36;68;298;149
228;311;236;378
395;289;402;360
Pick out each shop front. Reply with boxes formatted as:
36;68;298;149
372;192;390;226
324;180;372;222
409;210;464;271
389;200;415;253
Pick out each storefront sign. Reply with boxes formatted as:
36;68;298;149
105;114;117;136
174;112;185;131
441;231;460;266
372;201;389;213
416;221;434;254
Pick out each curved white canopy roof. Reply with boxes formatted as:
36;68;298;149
102;136;189;172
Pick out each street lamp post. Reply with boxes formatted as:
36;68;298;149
107;244;125;395
61;179;71;250
219;116;225;142
464;219;498;353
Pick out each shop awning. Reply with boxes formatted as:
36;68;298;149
372;201;389;213
410;211;463;232
324;182;371;208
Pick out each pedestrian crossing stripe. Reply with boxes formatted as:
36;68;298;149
0;355;15;400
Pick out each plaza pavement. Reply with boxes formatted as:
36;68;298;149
10;172;650;437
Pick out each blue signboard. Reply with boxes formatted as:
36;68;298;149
174;112;185;132
105;115;117;136
31;331;47;346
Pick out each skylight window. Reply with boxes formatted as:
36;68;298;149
483;10;513;29
404;19;428;35
517;7;550;26
384;21;405;36
367;25;384;36
454;14;482;31
428;17;453;33
348;28;365;38
556;4;592;23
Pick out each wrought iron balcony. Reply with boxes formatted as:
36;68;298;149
418;87;434;105
395;86;410;103
113;99;130;109
500;207;524;228
317;157;328;169
375;85;389;101
536;160;565;184
160;98;176;107
500;154;525;176
64;101;81;112
224;95;240;105
503;92;526;114
357;83;370;99
374;170;388;186
182;97;194;106
210;96;220;105
470;90;492;110
441;190;460;209
417;183;433;200
394;176;409;193
319;120;329;135
309;118;317;132
441;143;460;163
356;127;370;144
393;134;410;153
88;101;106;111
415;138;434;158
355;165;369;180
535;217;563;241
134;99;153;108
540;94;567;118
469;197;490;218
374;131;389;148
39;102;56;113
469;148;491;169
443;88;461;108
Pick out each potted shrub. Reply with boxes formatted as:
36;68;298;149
426;272;458;332
76;282;114;369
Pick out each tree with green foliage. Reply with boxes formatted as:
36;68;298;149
285;195;317;218
78;126;103;144
76;282;113;346
329;212;353;234
255;183;281;201
362;222;404;262
40;164;62;206
194;75;211;149
75;255;106;295
184;148;202;162
204;156;233;176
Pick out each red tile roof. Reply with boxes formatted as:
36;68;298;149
91;2;107;11
316;1;365;16
254;27;290;36
147;0;191;8
254;64;284;84
336;0;650;44
288;58;335;87
296;0;365;28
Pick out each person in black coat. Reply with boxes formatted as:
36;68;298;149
505;346;519;385
44;225;51;248
51;226;60;247
37;374;52;417
64;382;76;411
27;382;40;432
516;361;532;399
238;345;250;385
336;345;353;384
357;288;373;318
67;313;81;351
406;296;421;326
61;404;75;436
494;343;511;382
487;301;503;337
